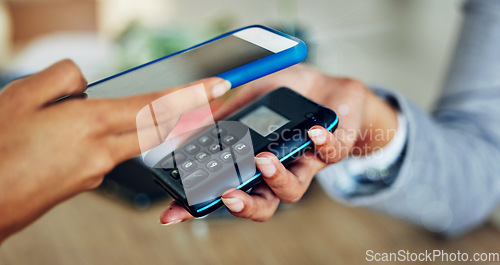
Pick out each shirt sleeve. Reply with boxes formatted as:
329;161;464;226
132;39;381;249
315;94;407;198
316;0;500;236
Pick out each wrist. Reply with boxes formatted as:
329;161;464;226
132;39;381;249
355;89;399;155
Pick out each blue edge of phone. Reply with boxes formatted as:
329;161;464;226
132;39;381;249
195;120;338;214
88;24;308;89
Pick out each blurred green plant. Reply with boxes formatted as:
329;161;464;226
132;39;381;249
115;17;236;71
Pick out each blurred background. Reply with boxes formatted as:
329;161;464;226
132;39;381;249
0;0;461;109
2;0;500;264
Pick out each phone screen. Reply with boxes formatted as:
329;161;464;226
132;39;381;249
86;34;276;98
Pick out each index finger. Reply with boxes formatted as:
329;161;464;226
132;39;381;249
2;59;87;111
89;77;231;134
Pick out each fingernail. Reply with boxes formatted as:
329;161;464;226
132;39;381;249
160;219;182;226
222;197;244;213
212;80;231;98
308;129;327;145
255;157;276;177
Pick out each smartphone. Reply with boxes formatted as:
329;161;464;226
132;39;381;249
85;25;307;98
151;87;339;217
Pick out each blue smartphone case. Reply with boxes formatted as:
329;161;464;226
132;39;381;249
87;25;308;90
214;25;308;87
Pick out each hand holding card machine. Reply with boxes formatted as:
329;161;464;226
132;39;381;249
86;25;307;207
152;87;339;217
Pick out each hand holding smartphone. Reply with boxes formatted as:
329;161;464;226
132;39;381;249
86;25;307;98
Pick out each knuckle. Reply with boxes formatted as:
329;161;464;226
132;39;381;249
89;107;113;132
325;147;342;163
265;179;283;191
333;137;350;161
80;154;113;190
0;81;25;103
333;77;366;94
59;59;85;87
269;182;285;191
77;138;120;191
290;196;302;204
81;174;105;190
322;148;342;164
93;151;115;174
251;210;273;222
254;207;279;222
282;194;302;204
318;135;345;164
337;77;360;87
243;208;255;220
59;59;78;71
3;76;30;94
344;78;367;95
255;215;272;222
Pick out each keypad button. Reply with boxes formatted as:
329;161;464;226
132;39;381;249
210;127;226;137
206;160;223;172
220;151;233;163
233;142;250;155
195;151;210;162
208;143;222;154
198;135;213;146
184;144;200;155
222;135;237;145
183;169;208;188
170;169;180;179
174;152;186;165
180;160;197;173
